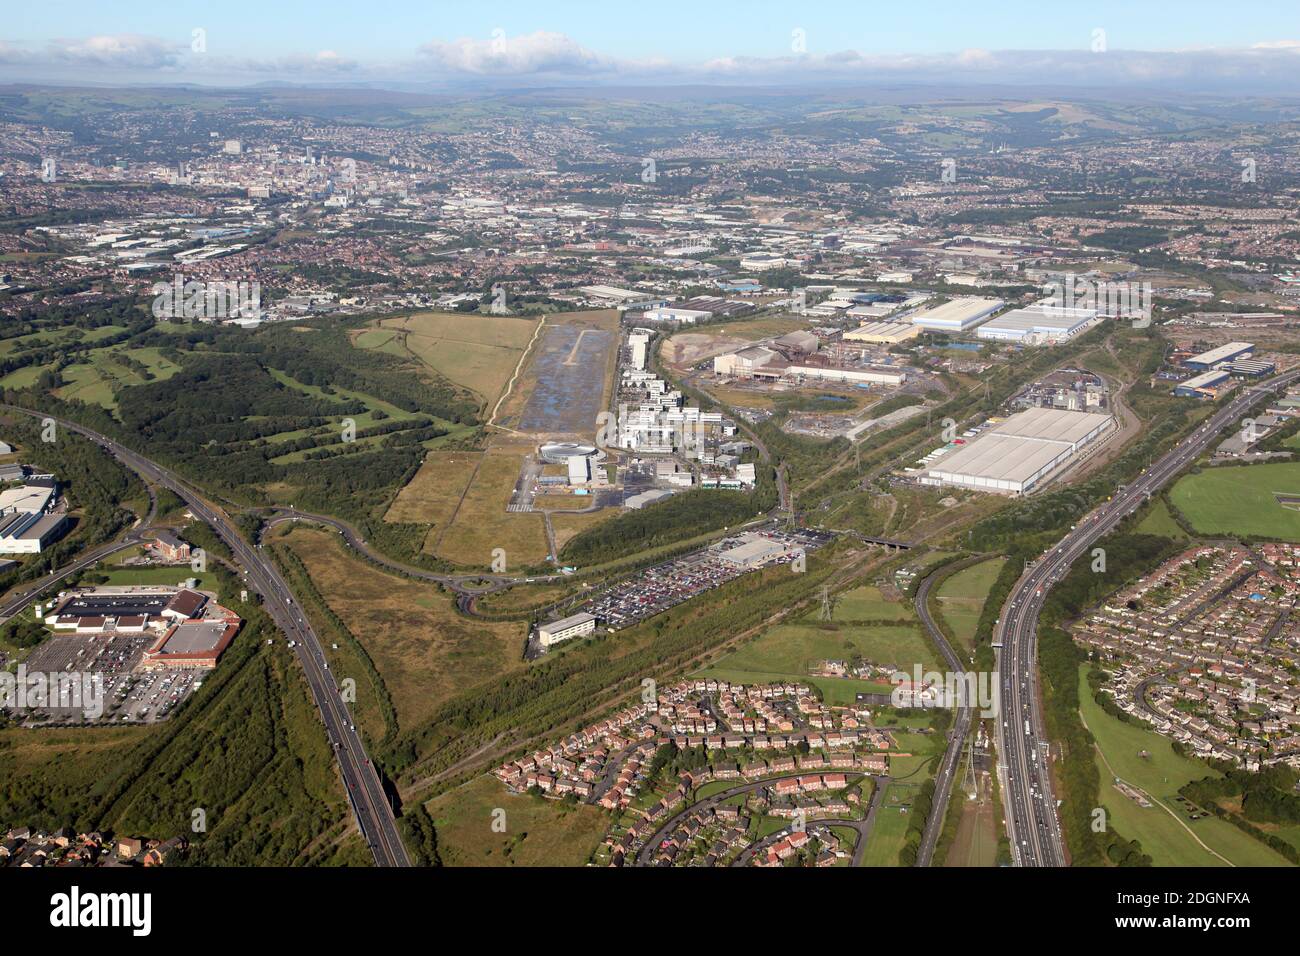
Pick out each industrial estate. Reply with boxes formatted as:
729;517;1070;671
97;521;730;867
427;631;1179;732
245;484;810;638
2;6;1300;938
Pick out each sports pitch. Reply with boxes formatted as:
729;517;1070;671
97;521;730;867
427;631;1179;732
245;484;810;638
1169;461;1300;542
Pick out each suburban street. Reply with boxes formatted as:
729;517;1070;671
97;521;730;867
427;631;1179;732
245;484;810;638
2;405;412;868
994;369;1300;867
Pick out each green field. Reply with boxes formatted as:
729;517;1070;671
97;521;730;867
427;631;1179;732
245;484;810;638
365;312;540;408
92;566;209;589
834;585;917;622
1170;462;1300;541
1134;498;1189;540
1078;666;1292;867
860;783;919;866
425;774;609;867
697;581;941;700
933;557;1006;653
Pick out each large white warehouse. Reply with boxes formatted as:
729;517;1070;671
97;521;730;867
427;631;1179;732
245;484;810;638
920;407;1114;495
909;297;1005;333
976;303;1097;343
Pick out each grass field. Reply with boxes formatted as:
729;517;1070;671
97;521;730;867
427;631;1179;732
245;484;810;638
384;450;483;527
1170;461;1300;542
92;566;210;589
1078;666;1292;867
432;446;549;567
425;774;609;866
697;581;939;700
279;526;528;732
368;312;540;408
834;585;916;622
549;509;617;551
861;783;919;866
933;557;1007;654
1134;498;1190;540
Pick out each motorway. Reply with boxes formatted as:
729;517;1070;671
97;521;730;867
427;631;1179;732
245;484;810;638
0;468;158;625
994;369;1300;867
2;406;412;867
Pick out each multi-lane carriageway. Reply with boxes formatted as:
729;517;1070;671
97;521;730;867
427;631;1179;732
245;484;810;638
10;366;1299;870
3;405;411;867
995;369;1300;867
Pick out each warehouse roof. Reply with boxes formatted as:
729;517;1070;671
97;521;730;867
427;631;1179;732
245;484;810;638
1187;342;1253;366
929;434;1073;485
1180;369;1231;389
908;297;1004;327
717;535;789;567
986;406;1109;446
844;321;919;341
539;612;596;633
925;407;1113;486
978;304;1096;334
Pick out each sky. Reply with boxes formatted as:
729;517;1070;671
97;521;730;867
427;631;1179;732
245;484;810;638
4;1;1300;91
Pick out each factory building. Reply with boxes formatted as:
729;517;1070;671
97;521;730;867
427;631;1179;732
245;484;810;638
579;285;644;305
0;512;68;554
843;321;920;345
908;297;1005;333
773;330;820;354
784;365;906;386
920;407;1114;495
567;455;592;485
628;332;649;370
625;488;675;509
976;303;1097;343
641;306;713;324
1174;370;1231;398
537;612;598;647
1183;342;1254;370
713;346;781;377
1229;359;1275;377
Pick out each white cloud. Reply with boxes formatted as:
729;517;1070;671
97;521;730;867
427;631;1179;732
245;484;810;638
417;30;615;75
46;34;182;69
5;29;1300;91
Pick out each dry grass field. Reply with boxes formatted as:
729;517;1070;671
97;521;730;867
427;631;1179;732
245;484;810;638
432;446;549;567
549;510;616;551
383;450;483;527
279;526;528;731
361;312;541;408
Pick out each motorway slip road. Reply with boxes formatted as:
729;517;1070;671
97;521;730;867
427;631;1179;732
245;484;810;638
2;405;411;867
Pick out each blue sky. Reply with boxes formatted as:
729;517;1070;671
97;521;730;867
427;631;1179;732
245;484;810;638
4;1;1300;89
